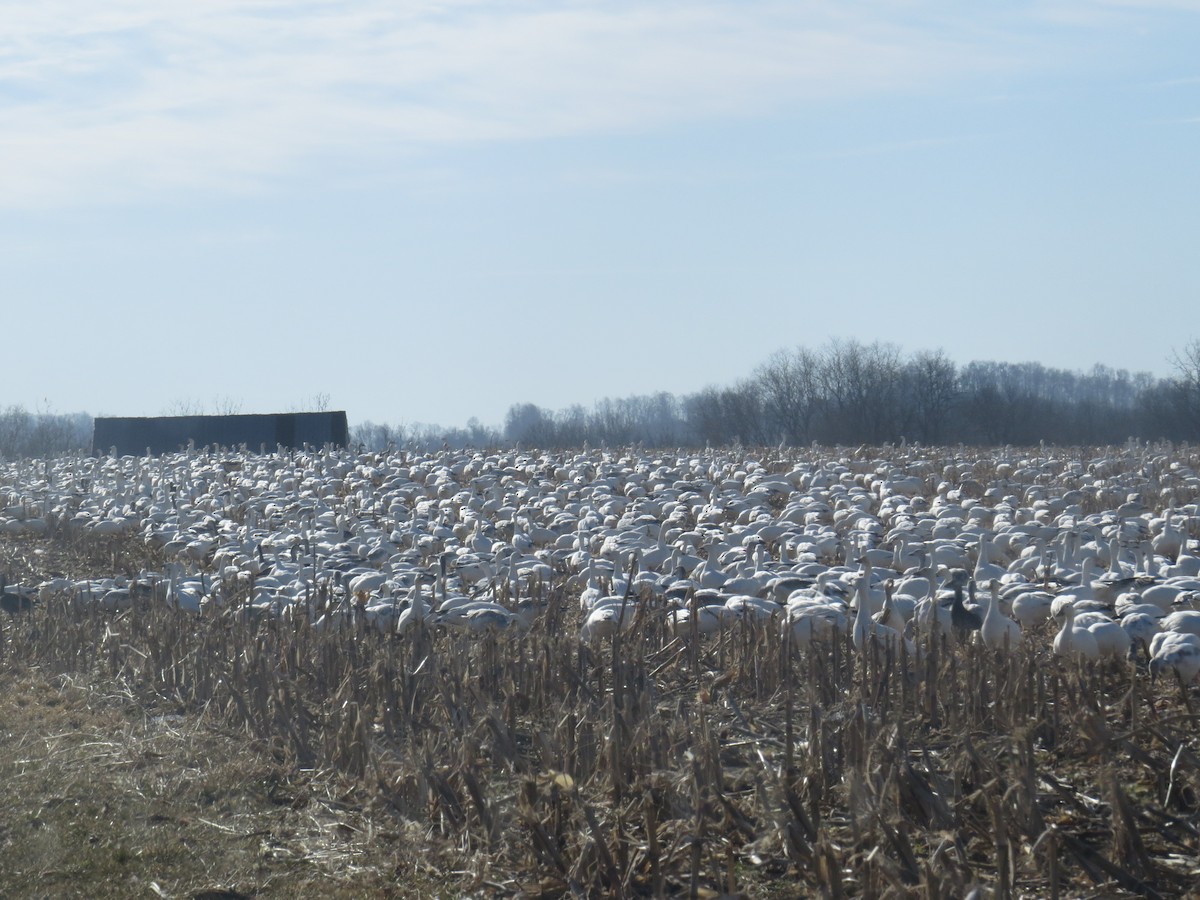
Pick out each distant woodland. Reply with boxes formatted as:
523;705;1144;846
361;338;1200;450
4;339;1200;459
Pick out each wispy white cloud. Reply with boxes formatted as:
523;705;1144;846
1091;0;1200;10
0;1;1186;208
1033;0;1200;33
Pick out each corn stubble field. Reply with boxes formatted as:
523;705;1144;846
1;445;1199;899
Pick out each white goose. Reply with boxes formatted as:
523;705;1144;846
852;558;913;657
1052;601;1100;661
1149;631;1200;686
980;580;1021;652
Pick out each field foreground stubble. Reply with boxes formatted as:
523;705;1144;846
0;664;427;898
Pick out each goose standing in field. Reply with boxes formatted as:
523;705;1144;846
873;579;907;634
1164;540;1200;579
164;564;206;615
607;550;637;598
852;558;913;656
943;569;982;637
1152;507;1184;561
1149;631;1200;687
1091;537;1140;604
0;573;34;615
395;584;433;636
972;533;1007;585
577;558;605;612
1050;556;1108;616
913;580;953;639
1053;601;1100;661
1044;530;1081;585
890;555;935;608
980;580;1021;652
638;523;673;571
1121;611;1163;664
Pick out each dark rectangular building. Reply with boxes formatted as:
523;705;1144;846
92;411;349;456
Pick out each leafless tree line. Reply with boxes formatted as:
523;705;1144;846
0;406;92;460
6;339;1200;457
496;338;1200;448
350;417;503;452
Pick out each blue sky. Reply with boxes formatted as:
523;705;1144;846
3;1;1197;429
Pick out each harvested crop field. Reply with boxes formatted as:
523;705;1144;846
0;666;433;898
2;444;1200;898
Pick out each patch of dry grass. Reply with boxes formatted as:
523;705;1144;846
0;664;445;898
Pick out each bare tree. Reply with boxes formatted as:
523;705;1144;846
682;382;769;446
351;420;407;450
285;394;332;414
552;405;586;446
1170;339;1200;434
211;395;244;415
504;403;554;446
1171;339;1200;385
754;347;822;445
817;339;904;444
163;398;206;416
904;349;958;444
0;405;90;460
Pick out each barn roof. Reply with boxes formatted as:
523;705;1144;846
92;411;349;456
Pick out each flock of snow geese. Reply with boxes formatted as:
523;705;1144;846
2;443;1200;689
